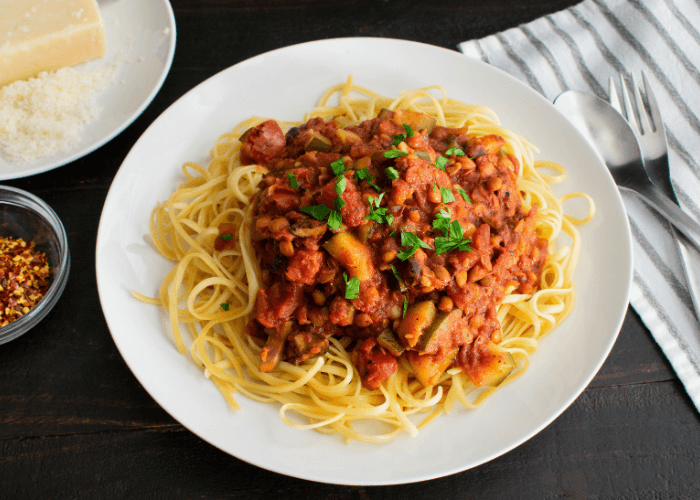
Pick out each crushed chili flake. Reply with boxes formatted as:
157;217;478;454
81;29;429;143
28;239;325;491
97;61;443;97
0;236;50;327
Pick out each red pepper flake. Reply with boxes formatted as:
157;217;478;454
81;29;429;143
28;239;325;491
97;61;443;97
0;236;50;327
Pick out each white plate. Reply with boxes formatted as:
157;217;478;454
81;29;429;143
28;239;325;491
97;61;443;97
96;38;633;485
0;0;176;180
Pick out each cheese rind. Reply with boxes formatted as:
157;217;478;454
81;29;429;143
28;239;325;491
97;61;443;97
1;0;106;87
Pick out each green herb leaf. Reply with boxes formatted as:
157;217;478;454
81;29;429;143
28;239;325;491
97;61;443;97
330;158;347;176
386;167;400;180
434;156;448;171
440;186;455;203
355;168;374;182
327;210;343;230
364;194;394;225
218;234;234;240
334;176;347;210
390;134;406;147
432;210;471;255
389;124;415;146
403;298;408;318
355;168;381;192
445;147;465;156
397;231;431;261
456;188;471;203
300;204;331;221
390;264;402;283
220;303;229;311
343;273;361;300
435;235;471;255
401;231;430;249
288;172;299;189
432;209;452;235
384;149;408;159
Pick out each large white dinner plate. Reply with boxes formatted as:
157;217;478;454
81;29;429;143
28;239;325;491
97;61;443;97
96;38;633;485
0;0;176;179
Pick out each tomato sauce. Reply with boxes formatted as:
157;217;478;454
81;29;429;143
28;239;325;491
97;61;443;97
236;110;548;389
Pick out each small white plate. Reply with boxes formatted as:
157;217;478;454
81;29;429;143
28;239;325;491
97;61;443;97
0;0;176;180
96;38;633;485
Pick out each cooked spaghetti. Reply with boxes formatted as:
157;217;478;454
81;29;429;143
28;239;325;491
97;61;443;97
135;78;594;443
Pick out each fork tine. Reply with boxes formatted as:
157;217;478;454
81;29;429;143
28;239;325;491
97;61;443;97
620;74;643;134
608;76;622;114
630;73;653;136
642;71;663;135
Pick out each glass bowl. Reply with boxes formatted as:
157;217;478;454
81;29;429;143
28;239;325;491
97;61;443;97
0;185;70;345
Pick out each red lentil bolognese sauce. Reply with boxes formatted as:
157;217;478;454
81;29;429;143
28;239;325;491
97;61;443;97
238;108;549;391
138;79;592;442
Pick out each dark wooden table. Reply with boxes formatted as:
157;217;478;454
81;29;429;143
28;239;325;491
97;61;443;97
2;1;699;498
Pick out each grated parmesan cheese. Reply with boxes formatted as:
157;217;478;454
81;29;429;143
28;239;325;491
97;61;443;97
0;63;117;162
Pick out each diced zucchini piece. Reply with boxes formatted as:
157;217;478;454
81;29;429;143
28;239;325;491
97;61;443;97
414;150;432;162
469;342;516;387
392;109;437;134
305;130;332;152
397;301;436;348
336;129;362;146
397;353;413;375
323;232;374;281
377;329;405;357
356;220;375;244
408;346;459;387
239;127;253;143
417;309;463;354
377;108;395;119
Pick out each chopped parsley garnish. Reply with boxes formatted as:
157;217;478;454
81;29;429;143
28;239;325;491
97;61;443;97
334;175;347;210
434;156;448;171
330;158;348;176
220;303;229;311
355;168;381;192
390;135;404;147
300;204;331;221
364;193;394;225
390;124;415;146
327;210;343;231
403;298;408;318
384;149;408;159
287;172;299;189
218;234;234;240
440;186;455;203
432;209;471;255
456;188;471;203
397;231;431;261
343;273;361;300
445;147;465;156
386;167;399;180
390;264;402;283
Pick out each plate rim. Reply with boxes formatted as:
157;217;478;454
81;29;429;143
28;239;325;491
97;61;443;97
0;0;177;180
96;36;633;485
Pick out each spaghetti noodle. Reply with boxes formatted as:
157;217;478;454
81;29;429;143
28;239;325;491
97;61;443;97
135;78;594;443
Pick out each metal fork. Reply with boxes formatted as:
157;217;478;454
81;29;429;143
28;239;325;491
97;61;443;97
610;72;700;318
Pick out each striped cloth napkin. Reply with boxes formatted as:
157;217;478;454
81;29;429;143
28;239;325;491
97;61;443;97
459;0;700;412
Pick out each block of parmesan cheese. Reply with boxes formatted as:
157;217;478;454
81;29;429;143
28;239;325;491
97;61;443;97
0;0;106;87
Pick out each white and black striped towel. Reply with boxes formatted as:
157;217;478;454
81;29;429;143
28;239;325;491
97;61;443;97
459;0;700;412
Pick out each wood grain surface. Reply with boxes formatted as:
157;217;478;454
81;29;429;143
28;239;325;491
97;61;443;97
2;1;699;498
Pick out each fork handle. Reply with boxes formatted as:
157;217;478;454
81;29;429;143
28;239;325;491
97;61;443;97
624;184;700;254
